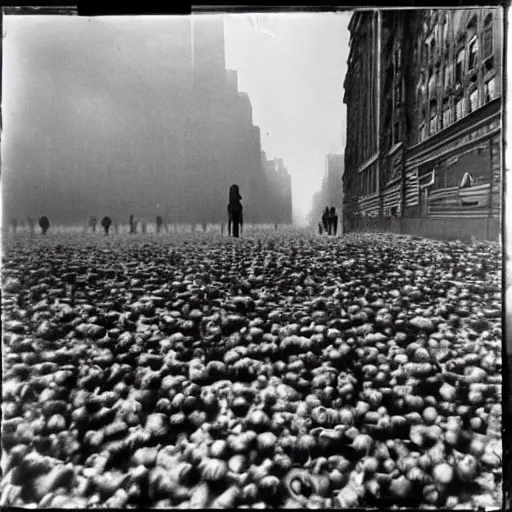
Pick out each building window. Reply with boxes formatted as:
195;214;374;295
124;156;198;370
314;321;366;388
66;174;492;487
485;77;496;102
424;41;429;63
468;37;478;71
428;73;437;97
430;38;436;58
444;63;452;89
394;121;401;144
483;14;493;59
419;123;426;142
430;114;437;135
442;17;449;49
455;98;464;121
467;15;477;38
468;88;479;113
455;49;465;83
442;107;451;129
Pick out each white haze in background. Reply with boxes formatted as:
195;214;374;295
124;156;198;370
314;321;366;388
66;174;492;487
2;12;349;227
224;13;350;225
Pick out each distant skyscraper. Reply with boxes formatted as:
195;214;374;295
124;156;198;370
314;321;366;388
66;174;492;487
192;15;226;86
261;151;293;224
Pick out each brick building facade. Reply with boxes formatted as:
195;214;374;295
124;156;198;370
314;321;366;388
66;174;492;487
343;9;502;240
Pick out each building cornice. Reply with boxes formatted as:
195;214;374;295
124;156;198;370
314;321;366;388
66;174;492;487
357;152;380;174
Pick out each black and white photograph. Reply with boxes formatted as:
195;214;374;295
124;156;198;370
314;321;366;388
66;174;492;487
0;6;505;509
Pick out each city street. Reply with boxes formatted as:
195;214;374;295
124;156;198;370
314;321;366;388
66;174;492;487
1;230;503;508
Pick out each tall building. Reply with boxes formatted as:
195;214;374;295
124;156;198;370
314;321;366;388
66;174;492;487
261;151;293;224
179;16;267;225
343;9;502;240
325;153;344;211
2;15;270;227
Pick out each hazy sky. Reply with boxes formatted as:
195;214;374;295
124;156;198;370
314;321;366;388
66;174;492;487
224;13;350;223
2;13;350;225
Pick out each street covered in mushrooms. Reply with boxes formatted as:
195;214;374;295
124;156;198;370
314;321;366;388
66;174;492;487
1;230;503;509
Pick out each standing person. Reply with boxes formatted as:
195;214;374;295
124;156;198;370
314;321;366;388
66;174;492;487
39;216;50;235
318;221;323;235
129;215;136;234
101;216;112;235
322;207;329;234
228;184;243;238
329;207;338;236
156;216;163;234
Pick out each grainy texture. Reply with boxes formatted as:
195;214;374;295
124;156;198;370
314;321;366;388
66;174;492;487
1;230;502;508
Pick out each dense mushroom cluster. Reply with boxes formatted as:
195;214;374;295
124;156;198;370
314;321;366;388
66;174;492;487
1;231;502;508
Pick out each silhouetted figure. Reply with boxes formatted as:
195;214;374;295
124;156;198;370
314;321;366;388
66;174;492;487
27;217;35;236
328;207;338;236
275;223;278;230
156;216;163;234
10;218;18;234
89;216;97;233
322;207;329;233
39;216;50;235
228;184;243;238
129;215;136;234
318;222;323;235
101;216;112;235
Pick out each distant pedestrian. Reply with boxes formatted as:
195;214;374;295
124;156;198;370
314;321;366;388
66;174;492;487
228;184;243;238
101;216;112;235
156;216;163;234
275;223;278;230
39;216;50;235
129;215;136;234
322;207;329;233
328;207;338;236
318;222;323;235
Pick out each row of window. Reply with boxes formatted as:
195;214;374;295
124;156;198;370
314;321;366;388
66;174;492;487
357;165;378;197
422;33;493;101
418;77;496;141
418;12;493;66
349;54;378;169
